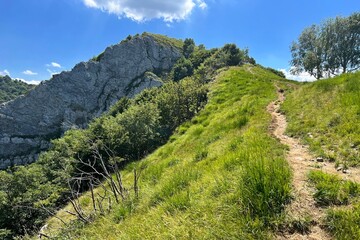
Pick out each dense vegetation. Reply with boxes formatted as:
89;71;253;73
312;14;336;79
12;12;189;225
0;75;34;103
42;66;291;239
282;71;360;168
0;37;256;239
291;12;360;79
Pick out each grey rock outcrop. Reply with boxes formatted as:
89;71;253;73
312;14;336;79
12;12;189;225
0;34;182;169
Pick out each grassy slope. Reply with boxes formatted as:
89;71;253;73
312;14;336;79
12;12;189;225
282;72;360;239
308;170;360;239
46;66;291;239
282;72;360;167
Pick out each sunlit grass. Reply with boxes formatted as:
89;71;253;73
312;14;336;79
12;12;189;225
307;171;360;239
282;72;360;167
43;65;292;239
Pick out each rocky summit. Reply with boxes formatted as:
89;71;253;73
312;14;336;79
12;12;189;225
0;34;182;169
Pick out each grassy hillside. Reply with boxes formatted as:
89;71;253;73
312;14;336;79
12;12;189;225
0;75;34;103
1;35;261;239
282;72;360;239
307;170;360;239
282;72;360;168
43;66;291;239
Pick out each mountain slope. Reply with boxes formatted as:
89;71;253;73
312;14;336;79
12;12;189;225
0;33;182;169
44;65;292;239
281;72;360;239
282;72;360;167
0;75;34;103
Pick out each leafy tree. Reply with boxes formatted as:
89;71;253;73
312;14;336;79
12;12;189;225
291;12;360;79
173;57;194;81
189;46;213;69
222;43;244;66
183;38;195;58
290;25;325;79
105;103;161;160
322;13;360;74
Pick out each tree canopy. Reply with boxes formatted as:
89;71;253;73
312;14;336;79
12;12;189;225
290;12;360;79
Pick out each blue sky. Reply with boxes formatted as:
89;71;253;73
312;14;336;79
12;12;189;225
0;0;358;83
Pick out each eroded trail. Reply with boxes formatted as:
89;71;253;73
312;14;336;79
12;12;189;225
268;87;360;240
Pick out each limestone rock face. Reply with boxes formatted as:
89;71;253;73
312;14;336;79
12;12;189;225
0;35;182;169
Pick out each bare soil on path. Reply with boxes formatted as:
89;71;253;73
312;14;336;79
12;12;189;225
268;87;360;240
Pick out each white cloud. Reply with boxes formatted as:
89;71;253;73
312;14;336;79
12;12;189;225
23;70;38;76
47;62;62;68
280;67;316;82
47;69;60;77
82;0;207;22
15;78;42;85
25;80;42;85
0;69;10;76
196;0;207;9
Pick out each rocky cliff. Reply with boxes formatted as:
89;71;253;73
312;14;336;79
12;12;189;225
0;34;182;169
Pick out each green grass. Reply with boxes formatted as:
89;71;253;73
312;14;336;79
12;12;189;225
308;170;360;206
43;66;291;239
325;202;360;240
282;72;360;167
142;32;184;50
308;171;360;239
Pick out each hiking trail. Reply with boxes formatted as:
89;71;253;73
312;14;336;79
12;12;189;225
268;86;360;240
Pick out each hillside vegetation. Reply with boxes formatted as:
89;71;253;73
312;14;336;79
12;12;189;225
0;75;34;103
282;72;360;167
0;35;262;239
42;66;291;239
282;71;360;239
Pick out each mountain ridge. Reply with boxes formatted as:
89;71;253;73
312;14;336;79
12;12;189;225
0;33;182;169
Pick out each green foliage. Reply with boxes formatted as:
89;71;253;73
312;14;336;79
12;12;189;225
0;165;66;237
104;103;162;159
264;67;286;78
282;71;360;166
183;38;195;58
291;12;360;78
172;57;194;81
222;43;244;66
0;75;34;103
0;38;268;239
308;170;360;206
106;97;131;117
325;202;360;239
0;71;208;238
199;44;251;79
189;45;214;69
91;51;105;62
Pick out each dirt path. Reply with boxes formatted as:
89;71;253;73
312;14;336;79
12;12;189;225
268;87;360;240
